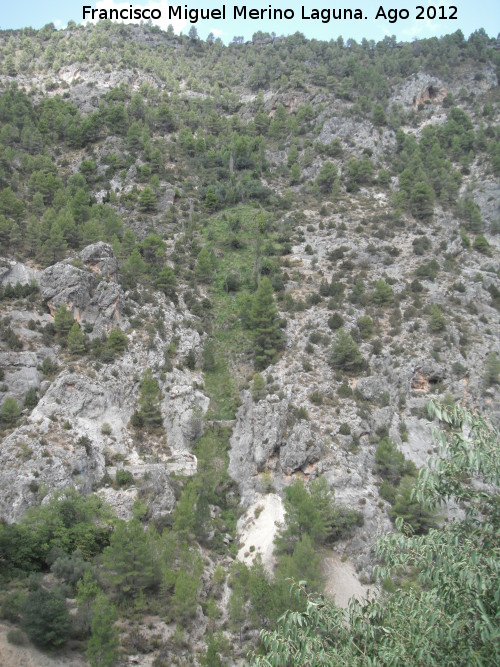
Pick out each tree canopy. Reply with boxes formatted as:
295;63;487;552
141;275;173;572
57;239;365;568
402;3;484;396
252;400;500;667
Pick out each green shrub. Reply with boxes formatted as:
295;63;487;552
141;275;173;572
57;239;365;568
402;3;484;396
309;391;323;405
374;437;410;485
202;339;216;372
473;234;490;254
379;480;397;504
357;315;373;339
24;387;38;408
484;352;500;387
7;628;27;646
107;327;128;355
41;357;58;376
329;330;366;374
428;304;446;332
1;396;21;426
115;469;133;487
21;588;71;649
295;406;309;421
252;373;267;402
415;260;439;281
327;312;344;330
372;280;393;305
338;382;352;398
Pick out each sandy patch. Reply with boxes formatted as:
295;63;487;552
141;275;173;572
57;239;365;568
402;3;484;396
0;623;88;667
236;493;285;574
322;553;373;608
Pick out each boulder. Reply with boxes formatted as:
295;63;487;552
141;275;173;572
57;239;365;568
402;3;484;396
0;258;40;286
79;242;118;279
279;420;322;475
39;247;126;335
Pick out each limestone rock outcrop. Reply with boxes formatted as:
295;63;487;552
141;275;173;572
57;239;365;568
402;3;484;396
39;244;126;336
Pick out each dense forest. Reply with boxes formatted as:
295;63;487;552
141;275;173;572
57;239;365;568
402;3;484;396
0;21;498;666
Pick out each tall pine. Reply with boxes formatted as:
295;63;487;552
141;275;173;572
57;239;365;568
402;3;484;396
250;277;283;370
67;321;86;355
138;368;163;430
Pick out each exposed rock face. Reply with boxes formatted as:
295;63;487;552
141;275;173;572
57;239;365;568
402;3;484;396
411;361;446;393
40;263;95;311
229;391;324;503
0;258;40;286
79;242;118;279
163;384;210;451
391;72;448;109
0;359;203;522
355;376;391;402
317;116;396;160
1;351;41;401
39;244;126;336
31;372;135;439
279;420;322;475
0;421;104;522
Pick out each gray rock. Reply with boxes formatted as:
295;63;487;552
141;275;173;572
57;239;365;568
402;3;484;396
31;372;134;442
79;242;118;279
229;393;287;503
0;258;40;286
0;424;105;522
229;392;324;501
40;262;97;314
279;420;322;475
390;72;446;109
39;248;126;336
355;376;389;403
163;384;210;450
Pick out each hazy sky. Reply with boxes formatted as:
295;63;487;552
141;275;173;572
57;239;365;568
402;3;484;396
1;1;498;43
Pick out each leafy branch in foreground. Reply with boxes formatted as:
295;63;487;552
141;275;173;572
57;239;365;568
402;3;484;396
250;400;500;667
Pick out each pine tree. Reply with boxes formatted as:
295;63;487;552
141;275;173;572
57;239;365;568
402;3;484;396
329;329;366;373
250;277;284;370
390;475;438;534
138;187;157;212
107;328;128;356
316;161;338;194
43;221;67;265
173;481;197;540
101;520;157;599
54;304;74;342
372;103;387;126
1;396;21;426
122;247;146;288
21;588;71;649
67;321;85;355
195;247;214;283
155;265;177;303
204;187;218;212
251;372;266;402
87;594;119;667
138;369;163;430
410;181;434;220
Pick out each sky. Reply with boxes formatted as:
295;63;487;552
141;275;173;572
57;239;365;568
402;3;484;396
0;1;498;44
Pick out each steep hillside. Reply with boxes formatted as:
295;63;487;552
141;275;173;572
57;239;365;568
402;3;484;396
0;23;499;666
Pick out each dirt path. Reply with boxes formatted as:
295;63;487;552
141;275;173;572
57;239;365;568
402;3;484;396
0;623;88;667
